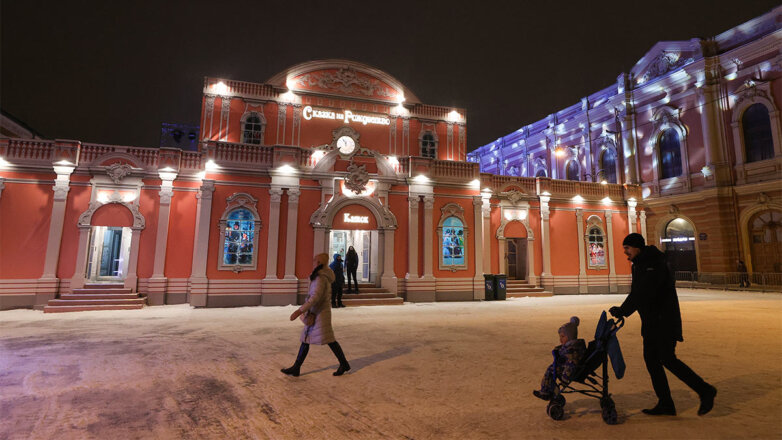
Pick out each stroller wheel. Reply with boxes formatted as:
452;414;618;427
600;397;618;425
553;394;566;406
547;402;565;421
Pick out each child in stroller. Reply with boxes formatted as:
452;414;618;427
533;311;625;424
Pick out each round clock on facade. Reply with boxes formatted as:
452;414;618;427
337;135;356;155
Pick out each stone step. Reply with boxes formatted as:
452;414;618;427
61;293;140;300
506;287;545;292
344;287;387;293
507;291;553;298
83;283;125;289
47;298;146;306
341;297;404;307
340;292;396;299
72;288;133;295
43;304;145;313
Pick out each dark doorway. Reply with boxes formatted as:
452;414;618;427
506;238;527;280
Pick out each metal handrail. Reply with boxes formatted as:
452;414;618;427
674;271;782;292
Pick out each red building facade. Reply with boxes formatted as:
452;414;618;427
0;60;640;310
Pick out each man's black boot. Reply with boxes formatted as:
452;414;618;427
281;343;309;377
642;402;676;416
698;384;717;416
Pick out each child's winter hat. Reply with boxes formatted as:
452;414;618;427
558;316;580;340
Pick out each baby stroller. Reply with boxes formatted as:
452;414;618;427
544;311;625;424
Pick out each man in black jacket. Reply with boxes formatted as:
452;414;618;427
609;233;717;416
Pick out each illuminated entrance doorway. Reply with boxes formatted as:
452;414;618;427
661;218;697;272
506;238;527;280
86;226;132;283
329;230;379;284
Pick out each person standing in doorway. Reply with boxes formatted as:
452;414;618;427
609;233;717;416
345;245;359;294
737;259;750;288
330;253;345;308
281;253;351;377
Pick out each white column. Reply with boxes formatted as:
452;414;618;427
189;180;215;306
406;195;419;279
627;199;638;234
482;194;492;272
498;238;507;275
265;186;283;280
540;195;552;288
313;226;327;256
526;235;536;286
605;209;617;293
472;196;484;299
576;209;588;293
149;172;176;304
0;178;5;199
124;229;142;292
640;210;648;242
284;188;300;280
422;195;435;279
38;165;74;303
381;228;397;293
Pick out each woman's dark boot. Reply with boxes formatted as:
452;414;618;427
281;343;309;377
328;341;351;376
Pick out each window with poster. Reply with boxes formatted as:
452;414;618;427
437;203;469;271
584;215;607;269
218;193;263;271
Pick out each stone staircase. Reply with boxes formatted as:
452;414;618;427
340;283;404;307
505;279;552;298
44;283;146;313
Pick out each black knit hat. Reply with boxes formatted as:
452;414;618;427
622;233;645;249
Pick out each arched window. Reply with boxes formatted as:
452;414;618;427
659;129;682;179
566;160;580;181
750;209;782;273
442;217;465;268
535;169;547;178
587;226;606;268
218;193;262;271
662;217;697;272
242;113;264;145
600;149;617;183
421;132;437;158
742;103;774;163
437;203;468;271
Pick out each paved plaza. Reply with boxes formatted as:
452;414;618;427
1;289;780;439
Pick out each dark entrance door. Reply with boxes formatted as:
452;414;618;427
506;238;527;280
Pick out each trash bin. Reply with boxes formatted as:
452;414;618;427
483;274;496;301
495;274;507;300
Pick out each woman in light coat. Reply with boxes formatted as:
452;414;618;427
282;253;351;377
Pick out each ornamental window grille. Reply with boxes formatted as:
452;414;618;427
600;149;618;183
441;217;466;269
658;129;682;179
242;113;264;145
421;132;437;159
742;103;774;163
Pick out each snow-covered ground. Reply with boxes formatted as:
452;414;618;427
1;289;780;439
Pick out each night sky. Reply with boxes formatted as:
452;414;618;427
2;0;779;152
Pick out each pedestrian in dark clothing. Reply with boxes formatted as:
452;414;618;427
609;233;717;416
737;259;750;288
345;246;359;293
330;253;345;308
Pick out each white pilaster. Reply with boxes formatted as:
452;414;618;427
149;172;177;304
422;195;435;279
576;209;588;293
482;194;492;273
189;180;215;306
284;188;300;280
406;195;419;279
381;228;397;293
627;199;638;234
124;229;142;292
37;165;74;303
540;195;552;289
472;196;484;299
640;210;648;242
605;209;617;293
0;178;5;199
265;186;283;280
